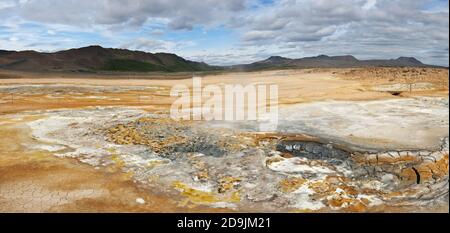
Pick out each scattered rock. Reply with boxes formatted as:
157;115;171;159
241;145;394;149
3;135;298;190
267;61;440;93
136;198;146;204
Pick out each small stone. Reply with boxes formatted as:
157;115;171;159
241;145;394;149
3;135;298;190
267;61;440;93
136;198;146;204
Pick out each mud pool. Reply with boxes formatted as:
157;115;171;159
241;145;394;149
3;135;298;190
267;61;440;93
7;96;449;212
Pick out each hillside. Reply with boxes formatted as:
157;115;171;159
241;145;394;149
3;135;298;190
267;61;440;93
0;46;443;73
231;55;439;71
0;46;216;72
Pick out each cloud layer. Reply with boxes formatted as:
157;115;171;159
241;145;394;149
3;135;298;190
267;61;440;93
0;0;448;66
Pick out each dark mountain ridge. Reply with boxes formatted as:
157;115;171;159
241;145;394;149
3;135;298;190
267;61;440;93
0;45;216;72
231;54;439;71
0;46;442;73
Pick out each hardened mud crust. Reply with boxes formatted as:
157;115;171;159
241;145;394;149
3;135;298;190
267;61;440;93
105;115;449;211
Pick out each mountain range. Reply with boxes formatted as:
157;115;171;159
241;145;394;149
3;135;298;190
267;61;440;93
232;55;434;71
0;46;440;73
0;45;214;72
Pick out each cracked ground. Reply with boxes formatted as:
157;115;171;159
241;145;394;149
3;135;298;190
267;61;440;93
0;68;448;212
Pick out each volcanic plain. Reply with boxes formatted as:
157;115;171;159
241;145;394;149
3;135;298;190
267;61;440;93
0;67;448;212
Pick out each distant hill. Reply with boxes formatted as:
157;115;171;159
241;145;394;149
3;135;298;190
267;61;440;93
230;54;440;71
0;46;442;73
0;45;218;72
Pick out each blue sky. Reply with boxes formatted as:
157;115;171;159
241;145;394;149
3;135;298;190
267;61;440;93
0;0;448;66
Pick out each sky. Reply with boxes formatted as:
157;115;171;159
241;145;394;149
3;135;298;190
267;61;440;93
0;0;448;66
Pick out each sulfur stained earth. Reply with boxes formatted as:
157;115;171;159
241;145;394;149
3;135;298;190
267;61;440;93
0;68;448;212
1;104;446;213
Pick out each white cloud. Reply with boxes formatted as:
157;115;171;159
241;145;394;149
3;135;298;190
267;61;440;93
0;0;16;10
0;0;448;66
232;0;449;66
15;0;249;30
363;0;377;10
121;38;175;52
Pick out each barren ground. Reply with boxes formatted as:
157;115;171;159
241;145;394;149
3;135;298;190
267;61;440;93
0;67;448;212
